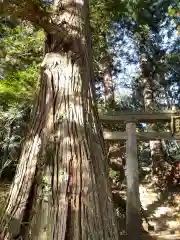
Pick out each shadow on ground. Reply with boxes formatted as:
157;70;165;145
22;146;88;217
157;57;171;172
140;181;180;239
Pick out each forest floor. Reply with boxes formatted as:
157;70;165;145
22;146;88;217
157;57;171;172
139;180;180;240
0;183;10;216
0;181;179;239
117;174;180;239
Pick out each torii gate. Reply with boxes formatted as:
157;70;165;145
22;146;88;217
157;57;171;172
99;110;180;240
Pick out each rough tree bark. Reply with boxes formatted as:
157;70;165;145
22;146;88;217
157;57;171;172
0;1;119;239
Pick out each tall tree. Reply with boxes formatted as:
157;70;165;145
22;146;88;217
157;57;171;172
140;50;165;175
102;55;115;105
131;0;171;177
0;1;119;239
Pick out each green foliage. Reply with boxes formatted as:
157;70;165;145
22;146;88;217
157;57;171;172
90;0;129;72
0;20;44;108
0;22;44;73
0;64;39;107
168;1;180;34
0;104;30;179
0;19;43;177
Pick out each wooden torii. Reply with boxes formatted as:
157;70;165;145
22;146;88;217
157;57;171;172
99;110;180;240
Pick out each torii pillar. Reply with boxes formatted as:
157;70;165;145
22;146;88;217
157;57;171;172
126;121;141;239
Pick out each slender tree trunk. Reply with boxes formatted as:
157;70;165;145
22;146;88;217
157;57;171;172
102;56;115;105
103;65;114;104
0;1;119;239
140;55;164;176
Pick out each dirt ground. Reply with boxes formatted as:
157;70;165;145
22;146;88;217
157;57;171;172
139;182;180;240
0;182;179;239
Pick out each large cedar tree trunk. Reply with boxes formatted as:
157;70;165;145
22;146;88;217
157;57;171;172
0;1;119;239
